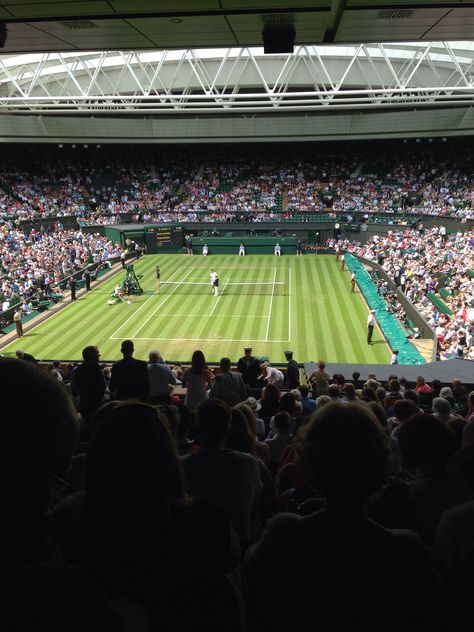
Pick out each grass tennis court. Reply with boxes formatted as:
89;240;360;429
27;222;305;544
1;255;390;364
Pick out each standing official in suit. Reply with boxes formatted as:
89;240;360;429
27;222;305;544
284;351;300;389
237;347;260;389
110;339;149;401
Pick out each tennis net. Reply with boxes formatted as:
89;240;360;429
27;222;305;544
160;280;287;296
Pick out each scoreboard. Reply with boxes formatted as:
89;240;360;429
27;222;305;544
145;225;183;252
344;223;360;232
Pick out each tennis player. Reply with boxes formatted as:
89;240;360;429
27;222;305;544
156;265;160;292
210;270;217;294
213;271;219;296
239;243;245;256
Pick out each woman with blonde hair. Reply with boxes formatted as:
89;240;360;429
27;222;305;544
309;360;330;396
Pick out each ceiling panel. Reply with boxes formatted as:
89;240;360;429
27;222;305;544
0;1;473;52
346;0;464;5
3;1;115;18
110;0;222;12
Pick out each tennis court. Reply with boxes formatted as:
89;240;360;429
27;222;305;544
0;255;390;364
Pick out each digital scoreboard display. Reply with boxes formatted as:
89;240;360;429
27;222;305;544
344;223;360;232
145;225;183;251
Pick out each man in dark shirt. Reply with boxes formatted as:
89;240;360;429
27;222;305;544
69;276;77;301
284;351;300;389
237;347;260;389
210;357;247;407
110;339;149;401
83;269;91;292
71;345;107;440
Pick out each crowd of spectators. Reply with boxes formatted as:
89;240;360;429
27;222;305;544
0;224;122;316
1;142;474;224
3;344;474;630
337;226;474;360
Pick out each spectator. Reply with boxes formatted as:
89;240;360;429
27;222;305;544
182;350;213;412
245;403;447;631
209;357;247;407
147;349;176;404
182;399;263;541
109;339;149;401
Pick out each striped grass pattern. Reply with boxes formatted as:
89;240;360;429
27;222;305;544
1;255;390;364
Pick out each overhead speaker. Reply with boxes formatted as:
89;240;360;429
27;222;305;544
0;23;7;49
262;23;295;54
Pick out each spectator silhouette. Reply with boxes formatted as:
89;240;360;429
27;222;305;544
245;403;447;632
109;339;149;401
0;358;120;632
55;401;242;631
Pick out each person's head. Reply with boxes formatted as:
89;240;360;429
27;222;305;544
244;396;261;416
244;347;252;357
219;357;231;372
468;391;474;409
290;388;302;402
226;407;255;455
439;387;453;400
82;345;100;363
343;383;356;401
148;350;160;364
360;387;376;402
432;397;452;421
235;402;258;439
388;379;401;393
398;413;458;477
367;401;388;428
280;392;297;415
318;360;326;370
328;384;340;399
261;383;280;404
15;349;25;359
120;339;134;357
86;402;185;526
284;351;293;361
316;395;331;409
334;373;345;387
195;399;231;448
191;349;207;373
352;371;360;382
393;399;417;422
375;387;386;403
298;385;309;399
273;411;291;436
155;403;180;439
416;376;426;387
404;389;419;406
297;403;389;510
365;379;379;391
0;358;79;553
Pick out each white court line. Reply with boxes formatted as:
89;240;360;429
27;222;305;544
111;336;290;343
143;313;266;318
177;266;283;270
109;265;185;339
265;267;278;342
130;268;195;338
288;266;291;344
209;277;230;317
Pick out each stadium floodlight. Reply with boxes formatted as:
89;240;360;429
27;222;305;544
0;23;7;49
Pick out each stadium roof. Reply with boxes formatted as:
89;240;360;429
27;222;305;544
0;1;474;53
1;42;474;114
